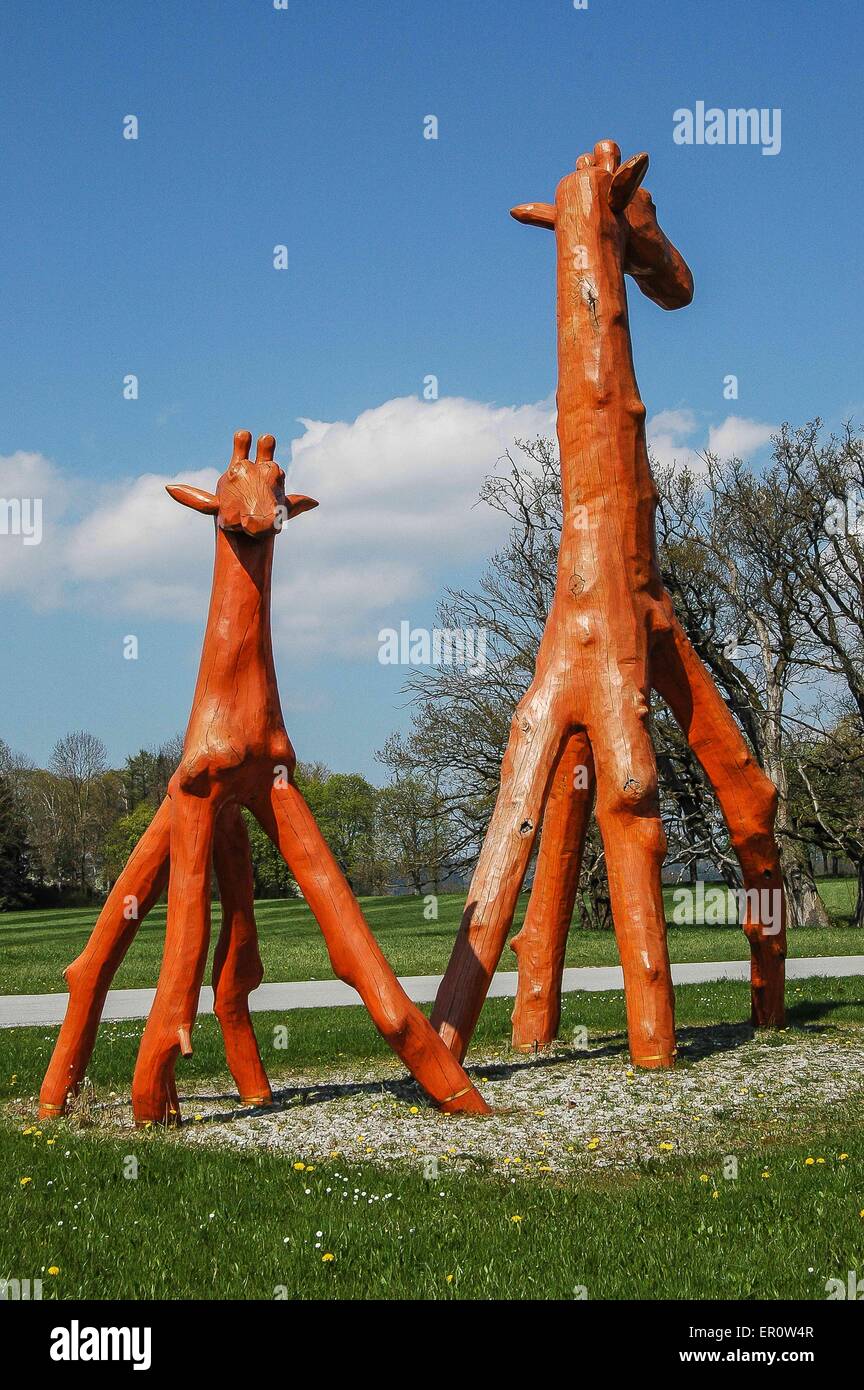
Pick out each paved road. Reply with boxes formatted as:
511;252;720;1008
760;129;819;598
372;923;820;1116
1;955;862;1029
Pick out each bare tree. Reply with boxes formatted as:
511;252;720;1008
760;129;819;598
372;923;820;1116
48;731;119;898
655;449;831;926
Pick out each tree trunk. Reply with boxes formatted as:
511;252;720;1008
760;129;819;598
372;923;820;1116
855;860;864;929
780;839;830;928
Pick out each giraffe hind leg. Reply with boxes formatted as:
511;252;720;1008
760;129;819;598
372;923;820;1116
652;619;786;1026
212;803;272;1106
510;730;595;1051
39;798;172;1118
430;680;571;1062
253;781;490;1114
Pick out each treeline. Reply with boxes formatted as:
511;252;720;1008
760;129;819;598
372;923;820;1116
0;735;456;909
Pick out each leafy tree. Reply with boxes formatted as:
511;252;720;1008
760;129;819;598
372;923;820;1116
102;801;157;884
377;772;456;893
242;809;296;898
0;743;32;908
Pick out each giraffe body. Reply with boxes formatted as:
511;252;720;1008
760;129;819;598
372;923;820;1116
40;432;489;1124
432;141;786;1065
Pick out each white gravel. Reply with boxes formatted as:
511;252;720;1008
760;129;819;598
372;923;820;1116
136;1023;864;1175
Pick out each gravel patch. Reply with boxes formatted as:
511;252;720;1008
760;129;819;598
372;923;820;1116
93;1023;864;1176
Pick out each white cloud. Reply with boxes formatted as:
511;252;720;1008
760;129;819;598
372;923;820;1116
646;409;702;471
708;415;776;459
0;396;555;658
0;399;779;661
647;410;776;473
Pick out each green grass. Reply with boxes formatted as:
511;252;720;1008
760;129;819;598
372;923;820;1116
0;878;859;996
2;1084;862;1300
4;977;863;1299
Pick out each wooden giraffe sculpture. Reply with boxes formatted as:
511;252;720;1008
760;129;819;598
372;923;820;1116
431;140;786;1067
40;430;489;1124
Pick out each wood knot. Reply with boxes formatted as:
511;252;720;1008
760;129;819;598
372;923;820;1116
568;573;585;598
519;818;534;837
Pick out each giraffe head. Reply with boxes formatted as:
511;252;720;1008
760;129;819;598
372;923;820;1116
167;430;317;538
512;139;693;310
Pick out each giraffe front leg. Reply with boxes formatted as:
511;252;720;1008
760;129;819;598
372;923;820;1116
510;731;595;1051
131;786;219;1126
212;803;272;1106
39;798;172;1118
652;618;786;1026
430;679;570;1061
588;689;676;1069
253;783;489;1115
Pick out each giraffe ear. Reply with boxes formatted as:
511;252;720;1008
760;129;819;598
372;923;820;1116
166;484;220;515
284;495;318;520
608;152;649;212
510;202;556;229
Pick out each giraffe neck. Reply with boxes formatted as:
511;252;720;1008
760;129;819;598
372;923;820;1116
186;525;287;749
553;180;658;584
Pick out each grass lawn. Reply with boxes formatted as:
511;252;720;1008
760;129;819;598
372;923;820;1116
0;878;859;996
2;977;864;1300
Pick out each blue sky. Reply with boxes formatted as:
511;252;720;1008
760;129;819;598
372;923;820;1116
1;0;861;777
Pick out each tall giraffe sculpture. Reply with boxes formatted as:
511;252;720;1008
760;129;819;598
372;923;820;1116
40;430;489;1124
431;140;786;1068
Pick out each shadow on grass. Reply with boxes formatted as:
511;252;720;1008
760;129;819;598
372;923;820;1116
787;997;864;1028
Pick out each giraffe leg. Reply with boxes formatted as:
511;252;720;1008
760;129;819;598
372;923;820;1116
510;731;595;1050
588;686;676;1069
430;680;570;1062
652;618;786;1025
253;783;489;1114
212;803;272;1106
131;787;219;1125
39;798;171;1119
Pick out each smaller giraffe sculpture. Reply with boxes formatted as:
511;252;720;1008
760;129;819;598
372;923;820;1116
432;141;787;1069
40;430;489;1125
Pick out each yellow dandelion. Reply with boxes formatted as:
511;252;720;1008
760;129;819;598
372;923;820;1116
805;1157;815;1166
839;1154;849;1161
19;1177;31;1186
659;1142;674;1152
699;1174;710;1183
409;1106;419;1115
761;1170;770;1179
293;1161;306;1171
534;1110;545;1118
322;1252;335;1262
47;1266;60;1276
445;1273;454;1284
711;1190;719;1199
816;1158;826;1165
46;1138;56;1147
510;1214;523;1223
